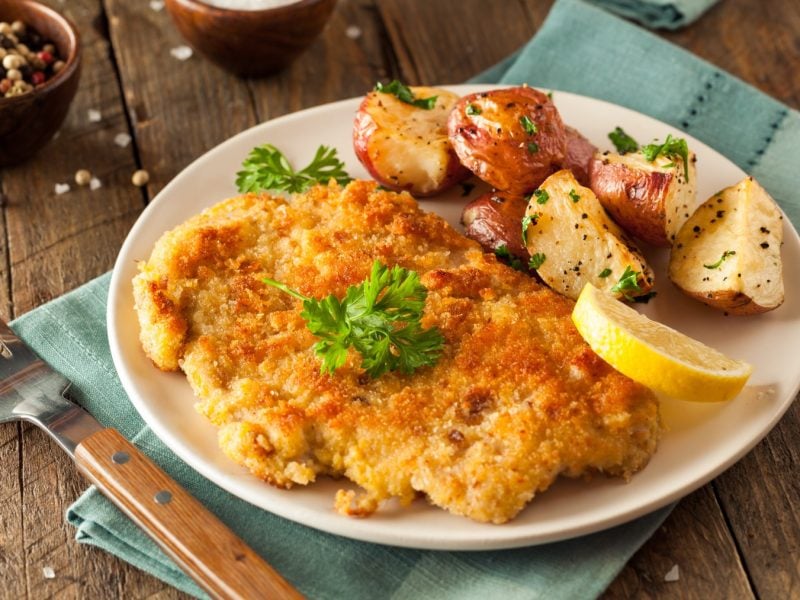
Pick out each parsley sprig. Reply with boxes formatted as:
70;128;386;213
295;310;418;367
610;265;643;300
608;127;639;154
236;144;351;194
375;80;438;110
642;134;690;181
263;261;444;379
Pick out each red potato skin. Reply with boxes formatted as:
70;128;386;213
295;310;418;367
589;155;673;247
562;126;597;186
448;87;567;195
461;191;530;261
352;90;470;197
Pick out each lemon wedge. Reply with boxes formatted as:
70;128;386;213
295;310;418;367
572;283;752;402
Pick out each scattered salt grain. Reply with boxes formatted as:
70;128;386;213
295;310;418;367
88;109;102;123
664;564;679;582
201;0;301;9
345;25;362;40
54;183;70;195
90;177;102;191
150;0;165;11
170;45;193;61
114;132;132;148
42;566;55;579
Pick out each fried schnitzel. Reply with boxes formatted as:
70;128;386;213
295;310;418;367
133;180;660;523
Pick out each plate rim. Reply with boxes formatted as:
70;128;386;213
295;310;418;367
107;84;800;550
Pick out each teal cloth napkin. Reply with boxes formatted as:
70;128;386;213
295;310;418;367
588;0;720;29
10;0;799;597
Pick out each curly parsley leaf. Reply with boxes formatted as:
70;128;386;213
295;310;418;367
608;127;639;154
610;265;643;300
236;144;351;194
641;134;690;181
521;213;539;245
375;80;438;110
494;244;525;272
263;261;444;379
520;115;538;135
529;253;546;270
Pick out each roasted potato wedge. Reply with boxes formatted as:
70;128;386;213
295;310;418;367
353;85;470;196
448;86;567;195
524;170;654;300
461;191;530;261
589;149;698;247
669;176;784;315
562;125;597;186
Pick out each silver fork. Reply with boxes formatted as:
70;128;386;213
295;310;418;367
0;320;302;600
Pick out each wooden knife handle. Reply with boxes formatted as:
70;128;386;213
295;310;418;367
74;428;303;600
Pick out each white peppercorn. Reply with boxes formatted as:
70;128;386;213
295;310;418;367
75;169;92;186
132;170;150;187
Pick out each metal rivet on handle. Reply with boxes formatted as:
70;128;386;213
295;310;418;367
111;451;130;465
154;490;172;505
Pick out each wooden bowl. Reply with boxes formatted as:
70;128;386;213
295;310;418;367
165;0;337;77
0;0;81;166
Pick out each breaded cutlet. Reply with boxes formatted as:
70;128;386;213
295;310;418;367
133;180;660;523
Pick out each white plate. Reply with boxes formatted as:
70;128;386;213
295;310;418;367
108;84;800;550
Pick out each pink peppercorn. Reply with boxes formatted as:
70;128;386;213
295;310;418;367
37;50;52;64
31;70;45;85
0;78;10;94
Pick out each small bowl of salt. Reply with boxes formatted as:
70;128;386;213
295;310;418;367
165;0;337;77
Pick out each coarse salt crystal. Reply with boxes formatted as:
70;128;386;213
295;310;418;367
90;177;102;191
150;0;165;10
170;46;193;61
345;25;362;40
114;132;132;148
54;183;70;195
664;564;679;582
42;566;55;579
88;109;102;122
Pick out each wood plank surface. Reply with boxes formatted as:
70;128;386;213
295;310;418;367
0;0;797;598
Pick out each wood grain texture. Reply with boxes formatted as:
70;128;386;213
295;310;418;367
604;486;754;599
249;0;390;121
0;0;798;597
714;400;800;599
105;0;259;198
75;428;302;599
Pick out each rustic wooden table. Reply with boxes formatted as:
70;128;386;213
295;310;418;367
0;0;797;597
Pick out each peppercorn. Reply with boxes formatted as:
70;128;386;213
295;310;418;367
0;21;65;98
132;170;150;187
2;53;23;70
75;169;92;186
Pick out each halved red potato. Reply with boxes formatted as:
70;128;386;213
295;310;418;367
562;125;597;186
589;149;698;247
353;85;470;196
461;191;530;261
447;86;567;195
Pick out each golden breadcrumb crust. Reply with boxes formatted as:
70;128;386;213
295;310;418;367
133;180;660;523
